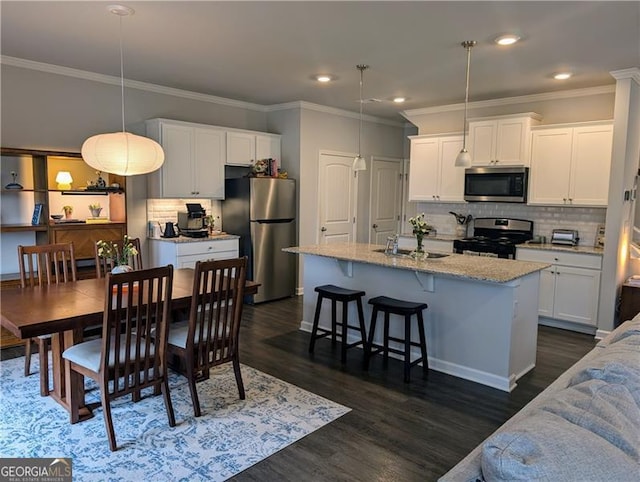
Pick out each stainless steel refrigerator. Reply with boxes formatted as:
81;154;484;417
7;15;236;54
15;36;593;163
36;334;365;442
222;178;296;303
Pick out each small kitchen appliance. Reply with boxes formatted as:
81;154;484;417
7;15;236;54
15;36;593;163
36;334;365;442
551;229;580;246
464;166;528;203
178;203;208;238
453;217;534;259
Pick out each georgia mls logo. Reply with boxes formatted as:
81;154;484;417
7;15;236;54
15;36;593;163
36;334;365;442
0;457;72;482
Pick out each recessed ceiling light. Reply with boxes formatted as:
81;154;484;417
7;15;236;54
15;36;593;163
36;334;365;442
494;35;520;46
315;74;334;83
393;97;406;103
553;72;573;80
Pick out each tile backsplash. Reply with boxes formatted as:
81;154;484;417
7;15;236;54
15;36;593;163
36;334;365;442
146;199;222;229
414;202;606;247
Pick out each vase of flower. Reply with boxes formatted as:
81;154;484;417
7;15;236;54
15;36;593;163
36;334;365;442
96;235;138;274
409;213;432;260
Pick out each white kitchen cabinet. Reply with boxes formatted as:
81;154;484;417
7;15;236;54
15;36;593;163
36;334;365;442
468;113;541;166
227;131;281;166
516;247;602;327
148;238;239;269
529;121;613;206
146;119;226;199
408;134;464;202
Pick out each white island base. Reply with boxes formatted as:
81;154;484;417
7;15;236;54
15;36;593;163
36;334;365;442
300;254;541;392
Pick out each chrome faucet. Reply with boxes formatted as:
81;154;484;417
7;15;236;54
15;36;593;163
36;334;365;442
385;234;399;255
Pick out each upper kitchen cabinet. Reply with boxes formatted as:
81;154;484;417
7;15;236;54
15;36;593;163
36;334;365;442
226;130;281;166
146;119;225;199
468;113;542;166
408;134;464;202
528;121;613;206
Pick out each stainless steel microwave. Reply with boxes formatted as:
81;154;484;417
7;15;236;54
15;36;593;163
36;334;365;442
464;166;528;203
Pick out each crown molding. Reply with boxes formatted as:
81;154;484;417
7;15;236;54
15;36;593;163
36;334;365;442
401;85;616;118
266;100;405;127
1;55;268;112
610;68;640;84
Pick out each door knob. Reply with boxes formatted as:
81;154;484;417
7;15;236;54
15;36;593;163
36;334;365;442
321;226;327;232
372;224;378;229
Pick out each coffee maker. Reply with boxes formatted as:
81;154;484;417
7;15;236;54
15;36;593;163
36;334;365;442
177;203;208;238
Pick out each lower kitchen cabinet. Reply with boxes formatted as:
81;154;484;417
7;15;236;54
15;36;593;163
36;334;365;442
148;237;239;269
517;247;602;327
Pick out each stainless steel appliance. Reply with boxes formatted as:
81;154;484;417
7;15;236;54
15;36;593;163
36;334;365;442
222;178;296;303
464;166;528;203
453;217;534;259
551;229;580;246
178;203;208;238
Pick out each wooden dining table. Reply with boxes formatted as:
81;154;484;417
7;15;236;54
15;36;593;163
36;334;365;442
0;268;259;423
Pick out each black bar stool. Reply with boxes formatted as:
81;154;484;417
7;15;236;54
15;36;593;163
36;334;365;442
309;284;367;363
365;295;428;382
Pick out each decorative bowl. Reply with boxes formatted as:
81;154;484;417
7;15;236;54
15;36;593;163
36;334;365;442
51;214;63;220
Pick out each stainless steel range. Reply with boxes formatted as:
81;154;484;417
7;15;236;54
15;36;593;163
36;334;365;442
453;217;534;259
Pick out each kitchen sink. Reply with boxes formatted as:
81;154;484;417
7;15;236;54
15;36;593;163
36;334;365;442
372;248;449;259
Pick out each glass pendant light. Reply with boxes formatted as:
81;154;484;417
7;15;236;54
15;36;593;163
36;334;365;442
455;40;477;168
82;5;164;176
353;64;369;172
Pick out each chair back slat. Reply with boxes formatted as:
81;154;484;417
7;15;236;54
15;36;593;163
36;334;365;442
18;243;77;288
188;257;247;374
101;265;173;398
94;238;143;278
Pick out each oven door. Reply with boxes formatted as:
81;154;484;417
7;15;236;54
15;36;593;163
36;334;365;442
464;167;528;203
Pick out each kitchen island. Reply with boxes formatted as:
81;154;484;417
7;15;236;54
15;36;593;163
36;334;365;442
284;243;550;392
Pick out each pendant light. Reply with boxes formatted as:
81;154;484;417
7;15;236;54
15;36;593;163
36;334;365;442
82;5;164;176
353;64;369;172
455;40;477;168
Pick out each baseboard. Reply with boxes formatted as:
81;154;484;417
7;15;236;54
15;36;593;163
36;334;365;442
295;287;304;296
595;328;611;340
538;317;597;336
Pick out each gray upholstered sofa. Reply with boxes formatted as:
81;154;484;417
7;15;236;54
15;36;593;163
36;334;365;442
440;312;640;482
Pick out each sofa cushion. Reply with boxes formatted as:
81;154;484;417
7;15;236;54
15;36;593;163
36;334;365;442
598;316;640;347
481;380;640;481
568;345;640;405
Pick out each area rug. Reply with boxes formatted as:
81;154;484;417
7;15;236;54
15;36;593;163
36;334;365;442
0;357;350;481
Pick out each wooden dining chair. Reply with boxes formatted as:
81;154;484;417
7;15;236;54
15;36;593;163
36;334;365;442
94;237;143;278
62;265;176;451
18;243;77;396
167;257;248;417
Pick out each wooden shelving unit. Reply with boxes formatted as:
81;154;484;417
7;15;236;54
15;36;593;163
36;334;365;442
1;146;128;268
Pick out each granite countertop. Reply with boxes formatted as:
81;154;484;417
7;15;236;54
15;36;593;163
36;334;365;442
517;242;604;256
148;234;239;243
284;243;549;283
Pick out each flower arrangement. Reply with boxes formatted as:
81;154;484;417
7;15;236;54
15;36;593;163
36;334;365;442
409;213;433;236
96;235;138;267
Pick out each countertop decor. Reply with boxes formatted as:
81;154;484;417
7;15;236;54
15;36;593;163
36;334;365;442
148;234;240;244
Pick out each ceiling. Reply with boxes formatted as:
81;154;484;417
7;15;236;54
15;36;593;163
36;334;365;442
1;1;638;120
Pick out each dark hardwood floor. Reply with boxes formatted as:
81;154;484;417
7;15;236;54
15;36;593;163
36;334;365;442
2;296;597;481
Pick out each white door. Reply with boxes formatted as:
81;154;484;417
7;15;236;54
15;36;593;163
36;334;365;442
529;128;573;205
553;266;601;326
569;125;613;206
161;123;194;198
193;127;225;199
369;158;402;244
318;153;357;244
408;137;439;201
438;136;465;202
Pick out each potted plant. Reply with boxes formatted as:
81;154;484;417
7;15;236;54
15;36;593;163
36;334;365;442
88;203;102;218
62;205;73;219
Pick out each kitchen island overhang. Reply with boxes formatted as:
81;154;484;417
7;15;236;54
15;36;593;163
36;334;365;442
285;243;550;392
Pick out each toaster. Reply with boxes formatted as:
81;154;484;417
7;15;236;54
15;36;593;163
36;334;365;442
551;229;580;246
